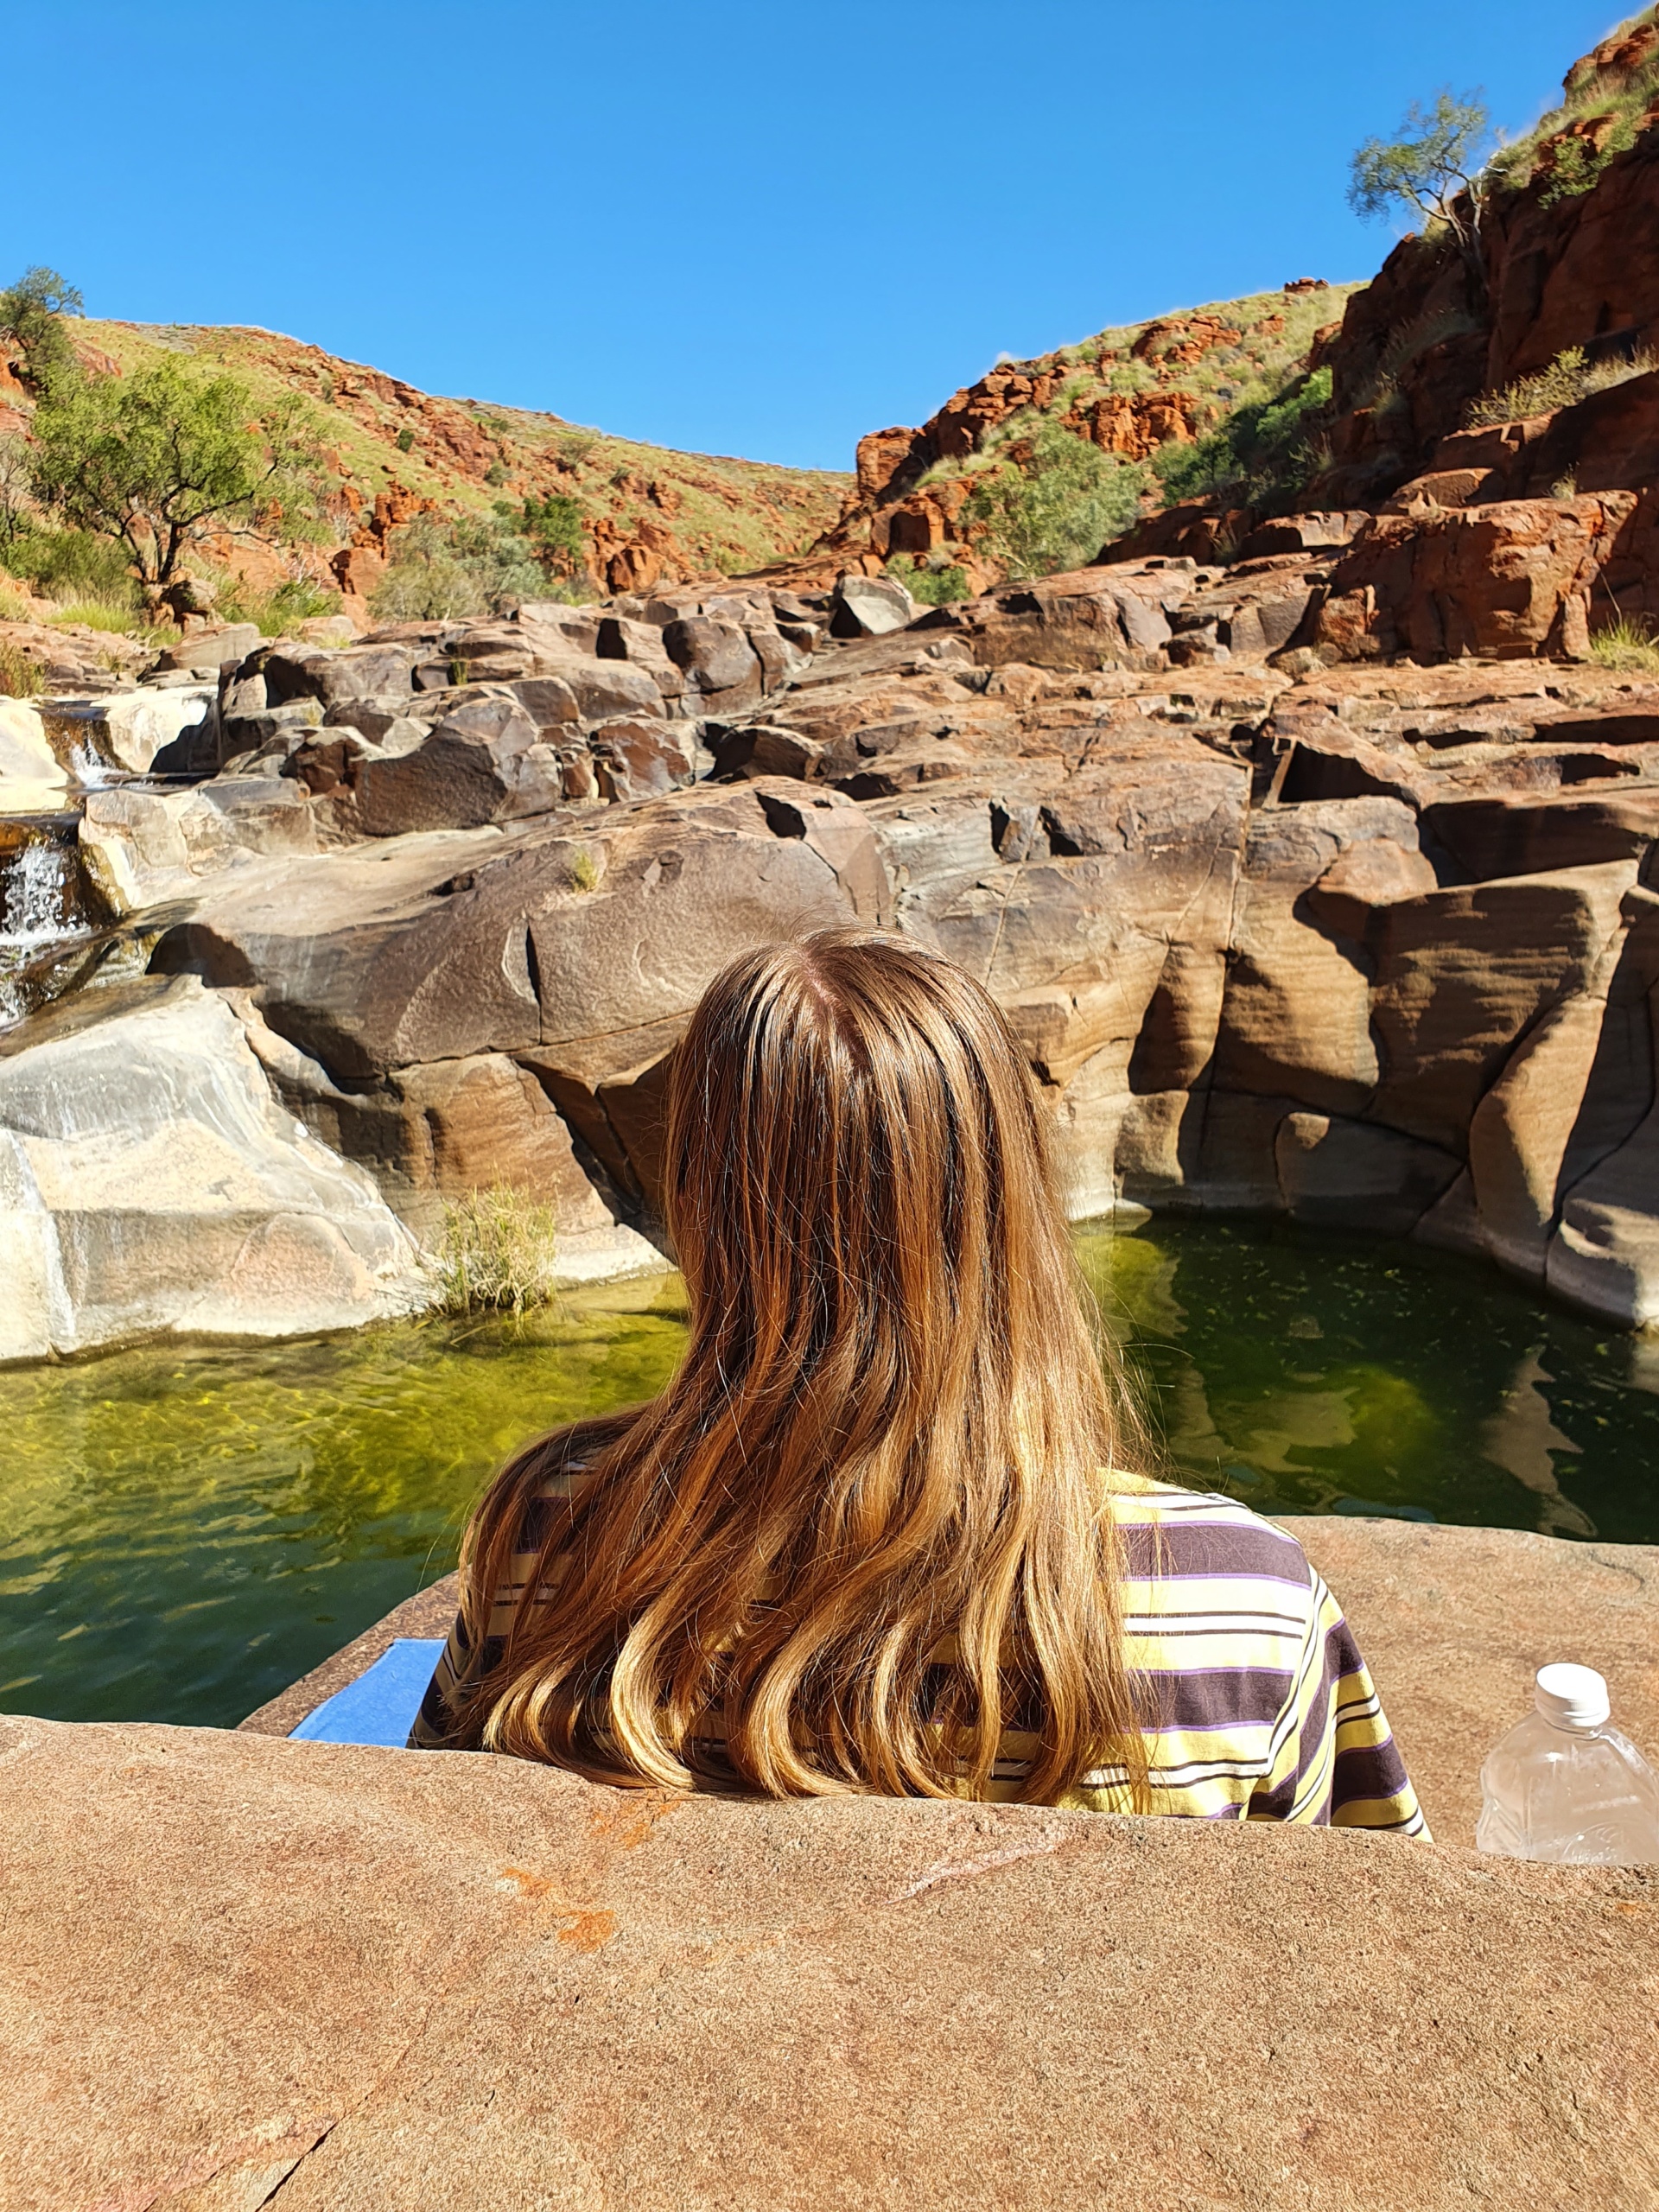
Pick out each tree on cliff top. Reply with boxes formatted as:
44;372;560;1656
1349;90;1491;288
28;359;329;595
0;266;84;397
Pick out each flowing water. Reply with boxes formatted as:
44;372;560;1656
0;833;85;1027
2;1220;1656;1732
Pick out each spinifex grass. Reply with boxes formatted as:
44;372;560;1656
435;1185;560;1315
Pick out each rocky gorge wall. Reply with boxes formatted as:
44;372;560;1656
5;531;1659;1352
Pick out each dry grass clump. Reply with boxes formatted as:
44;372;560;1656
1588;614;1659;672
1465;344;1659;429
0;639;42;696
434;1185;559;1315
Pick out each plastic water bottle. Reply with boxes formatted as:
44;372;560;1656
1477;1663;1659;1866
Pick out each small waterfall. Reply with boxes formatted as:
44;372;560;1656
0;834;91;1028
67;737;120;790
2;840;73;940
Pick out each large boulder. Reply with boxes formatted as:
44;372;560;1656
240;1020;666;1287
48;685;218;777
830;569;918;637
79;780;319;915
0;975;429;1357
353;696;565;836
1314;495;1637;662
150;786;890;1202
662;616;765;711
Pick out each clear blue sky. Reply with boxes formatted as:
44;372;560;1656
3;2;1627;470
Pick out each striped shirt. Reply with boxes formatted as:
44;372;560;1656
411;1470;1427;1838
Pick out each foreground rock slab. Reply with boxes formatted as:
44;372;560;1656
3;1708;1654;2211
238;1518;1659;1851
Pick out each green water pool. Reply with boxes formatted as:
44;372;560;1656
3;1218;1656;1731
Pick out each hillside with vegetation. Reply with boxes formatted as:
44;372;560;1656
790;279;1363;596
0;308;848;650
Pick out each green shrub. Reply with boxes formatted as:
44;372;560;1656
885;554;971;605
512;492;587;577
370;513;547;621
1588;613;1659;672
1539;121;1638;205
396;426;416;452
1154;366;1333;511
1;524;137;607
434;1185;558;1314
962;422;1147;577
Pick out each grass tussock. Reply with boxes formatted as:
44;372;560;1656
434;1185;559;1315
49;600;144;633
1588;613;1659;672
1465;344;1658;429
0;639;42;696
215;575;341;636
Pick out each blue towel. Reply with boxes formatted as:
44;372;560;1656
289;1637;447;1747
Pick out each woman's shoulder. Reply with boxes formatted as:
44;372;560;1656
1108;1472;1318;1593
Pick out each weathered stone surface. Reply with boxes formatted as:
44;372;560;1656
149;788;887;1212
0;976;428;1358
79;779;319;915
5;1518;1657;2212
588;715;695;801
1214;799;1420;1116
1276;1110;1462;1231
1366;862;1637;1154
239;1020;666;1285
1316;496;1636;663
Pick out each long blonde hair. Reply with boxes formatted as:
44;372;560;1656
452;928;1149;1806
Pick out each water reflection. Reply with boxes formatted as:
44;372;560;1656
1078;1217;1656;1544
2;1217;1656;1732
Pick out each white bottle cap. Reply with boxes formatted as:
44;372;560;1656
1535;1662;1611;1732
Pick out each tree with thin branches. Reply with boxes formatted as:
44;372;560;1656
1349;90;1492;289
